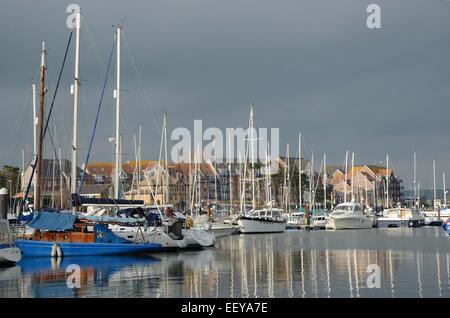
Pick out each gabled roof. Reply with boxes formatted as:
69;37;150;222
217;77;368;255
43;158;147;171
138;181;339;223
85;162;114;176
349;165;393;178
168;162;216;178
326;165;344;176
276;157;310;171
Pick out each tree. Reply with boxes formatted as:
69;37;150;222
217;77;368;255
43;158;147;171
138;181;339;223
0;165;20;196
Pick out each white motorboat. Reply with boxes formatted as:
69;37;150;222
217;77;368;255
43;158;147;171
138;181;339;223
238;208;287;234
377;207;425;228
421;209;450;225
193;214;238;238
286;212;307;229
0;220;21;264
312;215;328;229
326;202;374;230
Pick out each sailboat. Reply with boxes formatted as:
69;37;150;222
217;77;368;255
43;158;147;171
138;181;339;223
99;33;188;250
237;106;287;234
16;11;162;257
377;154;424;228
143;113;214;248
189;147;237;239
0;220;21;264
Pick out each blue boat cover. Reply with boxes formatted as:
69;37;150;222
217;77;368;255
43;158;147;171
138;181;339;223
18;212;34;223
27;211;77;231
94;224;131;244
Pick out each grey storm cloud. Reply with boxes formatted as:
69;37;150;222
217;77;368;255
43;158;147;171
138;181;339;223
0;0;450;189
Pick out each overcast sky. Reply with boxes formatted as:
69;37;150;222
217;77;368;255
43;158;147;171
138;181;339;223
1;0;450;189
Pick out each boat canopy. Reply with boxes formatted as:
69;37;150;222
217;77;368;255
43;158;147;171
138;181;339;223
27;211;77;231
78;215;146;224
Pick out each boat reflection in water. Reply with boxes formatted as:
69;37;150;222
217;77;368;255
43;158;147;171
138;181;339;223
0;255;160;297
1;228;450;298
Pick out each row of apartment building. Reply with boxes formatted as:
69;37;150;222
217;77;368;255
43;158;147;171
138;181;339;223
21;157;403;210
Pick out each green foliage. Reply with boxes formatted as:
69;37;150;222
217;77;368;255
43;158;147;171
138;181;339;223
0;165;20;195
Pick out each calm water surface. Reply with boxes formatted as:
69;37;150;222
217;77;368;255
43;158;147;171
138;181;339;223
1;227;450;298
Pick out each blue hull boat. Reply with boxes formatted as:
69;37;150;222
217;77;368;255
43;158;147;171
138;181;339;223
15;211;163;257
15;239;161;257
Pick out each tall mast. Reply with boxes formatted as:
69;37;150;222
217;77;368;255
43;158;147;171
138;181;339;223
32;83;38;204
443;172;447;208
35;42;46;211
229;163;232;215
197;151;201;209
351;152;355;201
227;130;233;215
310;151;314;209
323;153;326;209
287;144;290;214
52;123;56;208
114;25;122;199
433;160;436;211
214;140;217;204
163;112;169;204
344;150;348;203
413;152;417;208
298;133;302;209
71;10;81;212
59;146;63;209
21;148;25;214
249;105;256;210
417;181;420;208
386;154;389;208
266;142;272;207
138;124;142;197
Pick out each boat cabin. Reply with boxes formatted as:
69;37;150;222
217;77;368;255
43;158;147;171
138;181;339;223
331;203;364;215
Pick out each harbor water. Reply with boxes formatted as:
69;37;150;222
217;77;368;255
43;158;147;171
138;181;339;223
1;227;449;298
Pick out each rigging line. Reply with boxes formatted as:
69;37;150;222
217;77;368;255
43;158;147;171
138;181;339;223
78;39;116;195
82;17;116;92
6;81;34;152
46;117;71;203
122;30;161;134
21;31;73;212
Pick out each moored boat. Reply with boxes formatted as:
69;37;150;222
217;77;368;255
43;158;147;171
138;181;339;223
312;215;328;229
15;212;161;257
106;207;188;250
286;212;306;229
0;220;21;264
326;202;374;230
238;208;287;234
377;207;425;228
192;214;238;238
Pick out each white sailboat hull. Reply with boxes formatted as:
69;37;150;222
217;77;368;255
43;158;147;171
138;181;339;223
195;223;237;238
183;229;215;247
110;225;188;249
238;217;286;234
210;224;237;238
0;247;21;264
